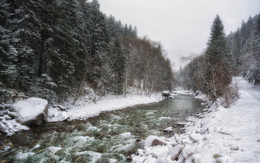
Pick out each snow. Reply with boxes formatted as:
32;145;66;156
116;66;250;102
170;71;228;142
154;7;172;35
48;94;162;122
163;126;173;132
172;87;194;95
12;97;48;123
0;117;29;136
0;107;29;136
132;77;260;163
162;90;170;94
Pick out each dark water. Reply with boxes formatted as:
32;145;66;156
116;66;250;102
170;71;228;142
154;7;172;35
0;94;205;163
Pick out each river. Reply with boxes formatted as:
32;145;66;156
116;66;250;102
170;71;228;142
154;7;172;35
0;94;206;162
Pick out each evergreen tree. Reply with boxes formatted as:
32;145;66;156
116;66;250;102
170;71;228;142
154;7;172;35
86;0;109;90
8;0;43;90
205;15;232;102
104;15;123;39
232;31;241;68
0;0;18;89
111;39;126;94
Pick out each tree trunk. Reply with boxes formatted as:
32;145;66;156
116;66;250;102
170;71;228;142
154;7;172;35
73;77;85;105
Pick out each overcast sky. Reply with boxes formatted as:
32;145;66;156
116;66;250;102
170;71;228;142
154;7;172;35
98;0;260;70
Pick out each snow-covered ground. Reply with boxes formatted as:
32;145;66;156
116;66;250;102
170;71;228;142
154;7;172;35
48;93;162;122
133;77;260;163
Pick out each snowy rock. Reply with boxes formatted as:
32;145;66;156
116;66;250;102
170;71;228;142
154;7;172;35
149;146;169;158
161;91;171;98
163;126;173;133
199;128;209;135
189;134;203;142
215;158;223;163
176;121;187;127
47;107;69;122
145;136;167;147
230;146;239;151
12;97;48;126
136;139;142;142
151;139;167;146
137;149;144;156
168;145;184;161
191;154;200;163
213;153;222;159
126;156;132;161
180;128;186;133
169;136;178;146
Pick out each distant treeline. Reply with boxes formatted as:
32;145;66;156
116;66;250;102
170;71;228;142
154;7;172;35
0;0;174;103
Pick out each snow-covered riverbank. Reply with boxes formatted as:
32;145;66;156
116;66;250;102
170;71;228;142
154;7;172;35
1;93;163;136
48;94;163;122
132;77;260;163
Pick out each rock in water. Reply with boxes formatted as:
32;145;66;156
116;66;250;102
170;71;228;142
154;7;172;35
12;97;48;126
163;126;173;133
162;90;171;98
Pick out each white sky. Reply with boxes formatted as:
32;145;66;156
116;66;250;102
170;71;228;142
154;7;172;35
98;0;260;70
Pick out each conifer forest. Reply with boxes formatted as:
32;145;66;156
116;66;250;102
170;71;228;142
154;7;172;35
0;0;174;103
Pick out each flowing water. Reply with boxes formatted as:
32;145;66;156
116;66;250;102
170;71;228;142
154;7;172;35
0;94;206;163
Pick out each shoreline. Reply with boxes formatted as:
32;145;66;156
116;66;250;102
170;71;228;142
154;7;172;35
47;93;163;122
132;77;260;163
0;93;164;136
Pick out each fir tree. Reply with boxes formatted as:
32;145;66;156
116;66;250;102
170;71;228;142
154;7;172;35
0;0;18;88
205;15;232;102
111;39;126;94
86;0;109;90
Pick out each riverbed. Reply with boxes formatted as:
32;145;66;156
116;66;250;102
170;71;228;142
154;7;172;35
0;94;206;162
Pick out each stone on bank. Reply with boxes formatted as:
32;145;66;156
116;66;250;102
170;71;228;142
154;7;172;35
12;97;48;126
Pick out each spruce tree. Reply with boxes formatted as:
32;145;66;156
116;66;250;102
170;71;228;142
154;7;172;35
0;0;18;90
86;0;109;90
112;39;126;94
205;15;232;102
